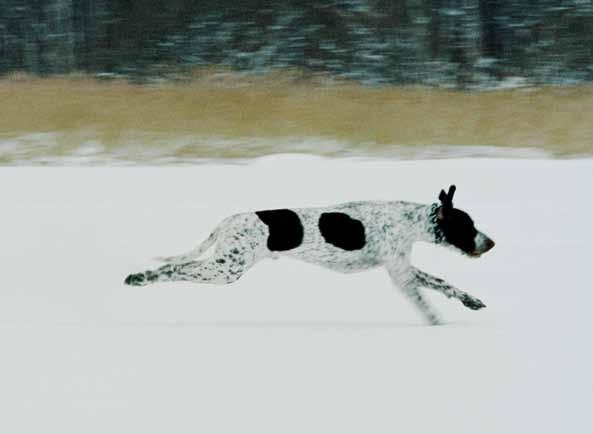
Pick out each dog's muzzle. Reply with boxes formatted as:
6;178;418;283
471;232;495;257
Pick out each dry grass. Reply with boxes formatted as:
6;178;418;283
1;73;592;162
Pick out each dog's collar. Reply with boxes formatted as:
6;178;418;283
428;203;445;243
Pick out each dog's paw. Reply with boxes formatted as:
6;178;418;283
125;273;146;286
427;314;443;326
461;294;486;310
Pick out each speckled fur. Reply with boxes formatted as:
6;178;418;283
125;199;493;325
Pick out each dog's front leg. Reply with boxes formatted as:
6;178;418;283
386;263;441;326
412;267;486;311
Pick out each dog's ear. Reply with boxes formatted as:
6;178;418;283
439;185;456;209
447;185;456;203
438;189;448;204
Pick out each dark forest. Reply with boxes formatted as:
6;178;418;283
1;1;592;87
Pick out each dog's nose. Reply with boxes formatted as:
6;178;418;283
484;238;495;252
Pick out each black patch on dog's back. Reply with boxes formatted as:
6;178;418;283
256;209;304;251
318;212;366;251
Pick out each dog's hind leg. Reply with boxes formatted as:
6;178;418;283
125;253;257;286
127;214;270;286
412;267;486;311
125;260;204;286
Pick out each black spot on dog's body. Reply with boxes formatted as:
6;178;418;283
318;212;366;251
256;209;304;251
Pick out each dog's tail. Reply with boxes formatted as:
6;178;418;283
154;223;222;264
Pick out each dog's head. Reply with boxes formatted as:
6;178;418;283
435;185;495;257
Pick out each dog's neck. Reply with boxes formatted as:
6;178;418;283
423;203;445;244
383;202;444;259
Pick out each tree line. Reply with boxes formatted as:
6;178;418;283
1;0;592;87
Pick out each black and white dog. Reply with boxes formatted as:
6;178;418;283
125;186;495;325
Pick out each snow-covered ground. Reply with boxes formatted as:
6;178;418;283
1;133;555;164
1;156;591;433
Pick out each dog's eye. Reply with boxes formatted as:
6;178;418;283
464;227;477;239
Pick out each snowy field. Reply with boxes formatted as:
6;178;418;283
1;155;592;433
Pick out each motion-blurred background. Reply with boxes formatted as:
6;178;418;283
0;1;592;163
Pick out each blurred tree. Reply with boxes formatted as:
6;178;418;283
0;0;592;86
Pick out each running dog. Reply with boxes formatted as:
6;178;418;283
125;185;495;325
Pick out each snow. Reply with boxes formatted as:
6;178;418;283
1;133;554;165
1;156;592;433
